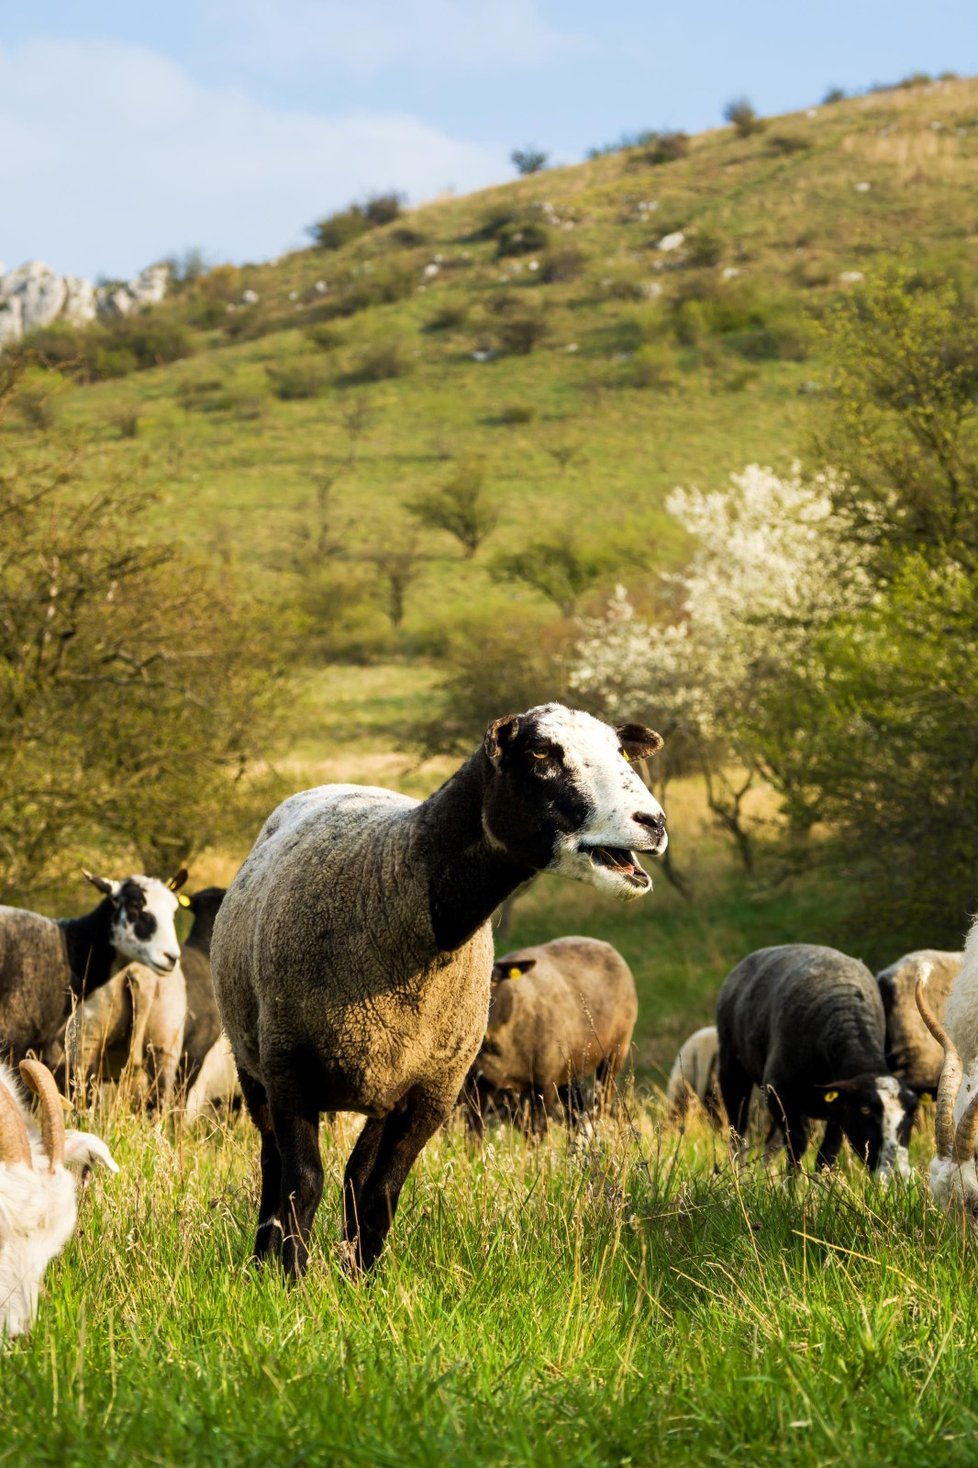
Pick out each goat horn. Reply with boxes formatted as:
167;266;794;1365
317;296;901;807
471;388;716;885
915;965;961;1159
954;1087;978;1164
19;1060;65;1171
0;1077;32;1169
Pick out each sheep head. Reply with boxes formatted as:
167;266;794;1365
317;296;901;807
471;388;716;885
915;965;978;1229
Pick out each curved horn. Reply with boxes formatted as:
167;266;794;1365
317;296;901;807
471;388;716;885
915;964;961;1159
954;1088;978;1164
0;1077;32;1169
19;1060;65;1172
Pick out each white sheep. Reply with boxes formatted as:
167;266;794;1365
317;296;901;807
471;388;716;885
65;959;187;1111
915;932;978;1226
0;1060;117;1339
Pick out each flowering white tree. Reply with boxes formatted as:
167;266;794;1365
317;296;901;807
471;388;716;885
570;463;873;867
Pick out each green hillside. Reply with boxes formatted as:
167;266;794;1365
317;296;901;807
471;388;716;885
11;74;978;669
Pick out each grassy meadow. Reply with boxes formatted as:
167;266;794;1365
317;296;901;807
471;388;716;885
5;73;978;1465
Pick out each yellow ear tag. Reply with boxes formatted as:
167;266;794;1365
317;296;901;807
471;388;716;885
178;893;192;908
824;1090;838;1104
508;967;523;980
622;750;631;761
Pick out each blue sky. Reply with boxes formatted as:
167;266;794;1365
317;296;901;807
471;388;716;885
1;1;974;280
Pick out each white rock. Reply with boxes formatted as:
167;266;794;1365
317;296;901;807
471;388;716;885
721;266;741;280
288;289;299;301
528;260;539;271
314;280;327;293
471;349;496;362
240;288;260;305
854;181;871;193
2;261;68;333
657;230;685;252
839;270;864;284
128;264;168;306
95;285;136;318
564;342;579;352
62;276;97;325
640;281;664;298
0;296;24;346
423;263;439;278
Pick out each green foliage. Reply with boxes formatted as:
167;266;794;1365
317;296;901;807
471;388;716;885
511;146;549;175
344;340;411;384
266;358;330;400
493;403;537;425
26;311;195;381
539;246;586;283
423;302;468;332
320;263;415;320
687;228;725;267
767;133;813;156
635;130;690;165
491;534;622;616
495;312;549;355
495;218;552;258
822;86;847;104
724;97;766;138
308;193;404;250
407;460;499;558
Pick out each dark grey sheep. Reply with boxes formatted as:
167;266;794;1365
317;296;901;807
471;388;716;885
716;943;918;1175
876;949;962;1095
465;937;638;1134
212;703;667;1276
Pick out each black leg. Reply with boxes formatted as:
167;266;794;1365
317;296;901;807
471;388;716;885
342;1117;386;1249
718;1053;754;1156
781;1110;810;1172
272;1104;323;1279
815;1120;844;1170
238;1068;283;1261
345;1096;444;1273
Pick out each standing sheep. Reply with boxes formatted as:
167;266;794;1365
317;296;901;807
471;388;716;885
65;959;187;1111
876;949;962;1094
465;937;638;1134
212;704;667;1276
666;1026;724;1124
914;923;978;1227
0;871;186;1066
716;944;918;1175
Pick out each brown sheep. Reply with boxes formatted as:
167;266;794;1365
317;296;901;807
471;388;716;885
876;949;962;1095
466;937;638;1135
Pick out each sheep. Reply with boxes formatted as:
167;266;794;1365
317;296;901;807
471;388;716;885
914;926;978;1227
184;1033;240;1124
464;937;638;1135
0;870;187;1066
0;1059;117;1339
666;1025;724;1124
212;703;667;1276
716;943;918;1176
63;884;226;1110
64;958;187;1111
876;948;962;1094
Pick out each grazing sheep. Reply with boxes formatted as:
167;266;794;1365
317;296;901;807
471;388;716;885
184;1033;240;1124
0;871;186;1066
465;938;638;1135
716;944;918;1176
212;704;667;1276
915;924;978;1227
666;1026;724;1124
0;1060;117;1339
876;949;962;1094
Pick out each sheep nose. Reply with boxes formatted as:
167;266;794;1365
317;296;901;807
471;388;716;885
633;810;665;837
160;952;179;970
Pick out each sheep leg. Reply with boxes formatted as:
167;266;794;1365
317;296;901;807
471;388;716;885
718;1053;754;1164
272;1104;323;1279
342;1117;387;1245
238;1069;284;1261
344;1097;444;1273
815;1120;844;1171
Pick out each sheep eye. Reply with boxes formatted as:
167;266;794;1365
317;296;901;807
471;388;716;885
529;748;550;761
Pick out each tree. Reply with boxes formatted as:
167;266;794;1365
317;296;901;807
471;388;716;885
407;462;498;559
0;373;279;892
511;146;549;176
491;534;619;617
724;98;765;138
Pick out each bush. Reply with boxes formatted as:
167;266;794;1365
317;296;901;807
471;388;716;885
424;303;468;332
636;131;689;165
627;343;676;390
687;229;724;267
266;359;330;400
511;146;549;176
305;323;344;352
768;133;812;156
107;406;140;438
362;192;404;226
495;313;549;355
25;312;194;381
321;264;415;320
822;86;846;104
344;342;410;383
494;403;537;425
495;218;552;258
724;98;765;138
308;206;371;251
539;247;586;284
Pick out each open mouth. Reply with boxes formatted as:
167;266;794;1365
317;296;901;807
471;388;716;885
582;846;652;889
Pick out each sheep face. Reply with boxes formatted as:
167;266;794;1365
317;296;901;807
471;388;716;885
85;873;184;976
483;705;666;901
819;1074;917;1177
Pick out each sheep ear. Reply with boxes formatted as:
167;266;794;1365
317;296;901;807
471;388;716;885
484;715;520;765
166;868;189;893
83;870;116;898
616;724;664;760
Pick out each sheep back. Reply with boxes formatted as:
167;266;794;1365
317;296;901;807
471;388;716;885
942;918;978;1078
876;949;962;1093
667;1026;722;1120
476;936;638;1095
211;785;494;1117
0;909;73;1058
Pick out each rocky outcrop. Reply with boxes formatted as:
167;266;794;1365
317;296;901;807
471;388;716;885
0;260;169;349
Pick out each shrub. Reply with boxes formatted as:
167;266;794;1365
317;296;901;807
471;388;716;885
724;98;765;138
494;403;537;425
266;359;330;400
424;303;468;332
687;229;724;267
345;341;410;383
321;264;414;320
495;313;549;355
107;406;141;438
495;218;551;258
627;343;676;389
407;460;498;557
822;86;846;104
768;133;812;156
177;375;227;413
539;247;586;283
23;313;193;381
636;131;689;165
511;146;549;175
308;206;371;251
468;205;521;243
899;71;933;89
305;323;344;352
362;192;404;226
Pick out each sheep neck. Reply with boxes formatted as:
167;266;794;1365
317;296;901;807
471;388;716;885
419;751;535;953
57;900;117;997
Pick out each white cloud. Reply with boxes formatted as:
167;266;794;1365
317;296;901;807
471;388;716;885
208;0;591;79
0;39;509;280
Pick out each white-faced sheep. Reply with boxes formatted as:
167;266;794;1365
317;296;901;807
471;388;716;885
212;704;667;1276
0;1059;118;1339
876;948;962;1095
0;870;186;1067
464;937;638;1135
716;944;918;1176
914;928;978;1228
